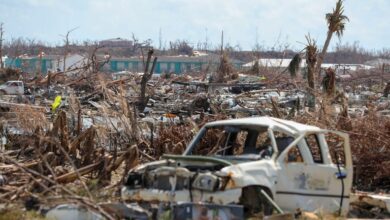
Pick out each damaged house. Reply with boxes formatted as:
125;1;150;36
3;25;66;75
106;53;244;74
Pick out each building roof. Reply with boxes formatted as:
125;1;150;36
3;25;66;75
244;58;374;70
100;37;131;42
13;53;89;61
15;54;60;60
243;58;307;68
365;58;390;67
111;54;244;64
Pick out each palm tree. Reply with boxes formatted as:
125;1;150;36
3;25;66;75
288;54;302;79
305;35;318;108
305;36;317;90
315;0;349;77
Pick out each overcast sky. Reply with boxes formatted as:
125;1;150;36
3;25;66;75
0;0;388;51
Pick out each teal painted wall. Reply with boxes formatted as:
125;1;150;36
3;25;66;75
107;59;243;74
110;61;118;71
174;62;181;73
4;57;52;74
4;58;19;68
156;63;161;73
6;57;242;75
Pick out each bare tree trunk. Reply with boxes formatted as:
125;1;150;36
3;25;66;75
63;37;69;72
307;64;315;90
139;49;157;112
62;27;78;72
0;23;4;69
315;31;333;79
381;63;385;89
307;58;316;109
220;30;224;55
89;44;107;74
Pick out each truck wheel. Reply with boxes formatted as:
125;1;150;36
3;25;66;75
240;186;273;218
0;90;5;96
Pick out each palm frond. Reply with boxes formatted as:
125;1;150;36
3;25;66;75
325;0;349;38
288;54;302;78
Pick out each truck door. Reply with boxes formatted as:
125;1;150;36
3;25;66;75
17;82;24;94
275;132;352;215
8;82;18;94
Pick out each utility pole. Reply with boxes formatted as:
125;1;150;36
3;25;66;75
0;23;4;69
204;28;208;52
255;27;258;46
220;30;224;55
159;28;162;50
381;63;385;89
255;26;260;59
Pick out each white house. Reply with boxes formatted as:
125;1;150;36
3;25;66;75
51;54;89;73
365;58;390;68
243;58;307;69
244;58;374;74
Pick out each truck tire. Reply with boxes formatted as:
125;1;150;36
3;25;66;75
240;186;274;217
0;90;6;95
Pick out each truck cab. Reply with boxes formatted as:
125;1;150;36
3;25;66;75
0;81;25;95
122;117;353;217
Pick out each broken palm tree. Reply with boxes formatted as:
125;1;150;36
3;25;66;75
248;59;260;75
287;53;302;87
322;67;336;96
305;35;318;108
288;54;302;79
384;81;390;97
213;52;234;83
139;49;157;112
315;0;349;79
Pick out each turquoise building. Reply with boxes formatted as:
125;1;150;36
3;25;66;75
107;54;244;74
5;55;57;74
5;54;244;75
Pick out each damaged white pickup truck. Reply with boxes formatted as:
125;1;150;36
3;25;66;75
122;117;353;218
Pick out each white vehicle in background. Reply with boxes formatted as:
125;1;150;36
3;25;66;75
0;81;25;95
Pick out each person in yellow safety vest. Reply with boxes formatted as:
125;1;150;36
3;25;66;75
51;95;62;113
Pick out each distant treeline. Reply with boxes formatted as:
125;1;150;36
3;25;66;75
2;37;389;64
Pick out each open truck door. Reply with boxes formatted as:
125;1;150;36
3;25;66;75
275;130;353;215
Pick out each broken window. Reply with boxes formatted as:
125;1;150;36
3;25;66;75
191;126;271;159
286;145;303;163
305;134;323;163
325;133;346;167
211;129;248;156
273;131;295;153
192;127;225;156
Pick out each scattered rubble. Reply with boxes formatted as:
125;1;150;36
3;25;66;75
0;60;388;218
0;32;389;220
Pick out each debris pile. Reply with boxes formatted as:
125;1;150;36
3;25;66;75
0;45;388;219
